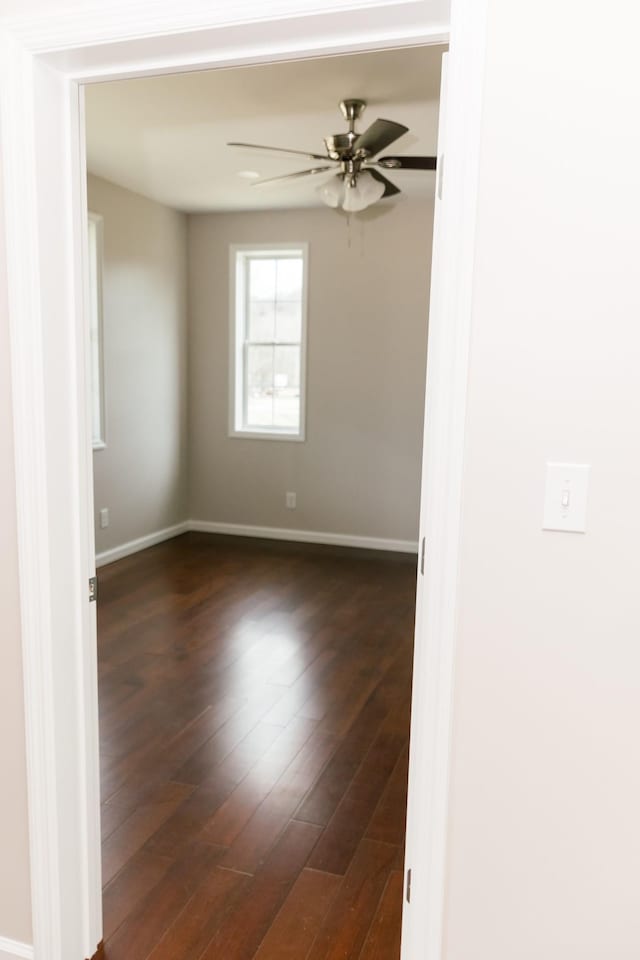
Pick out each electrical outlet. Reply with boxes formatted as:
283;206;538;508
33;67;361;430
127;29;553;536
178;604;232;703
286;492;296;509
100;507;109;529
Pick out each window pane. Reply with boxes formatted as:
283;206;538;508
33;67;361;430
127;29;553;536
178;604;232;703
235;249;305;436
275;301;301;342
247;394;274;426
273;390;300;428
248;301;275;341
276;257;303;300
274;345;300;390
249;258;276;299
247;345;274;426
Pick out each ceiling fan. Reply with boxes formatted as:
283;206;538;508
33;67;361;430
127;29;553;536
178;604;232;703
228;99;437;212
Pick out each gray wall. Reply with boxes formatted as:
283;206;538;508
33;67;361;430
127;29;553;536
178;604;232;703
188;202;433;542
88;175;188;554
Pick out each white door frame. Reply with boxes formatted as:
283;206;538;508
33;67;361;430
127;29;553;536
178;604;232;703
0;1;486;958
402;0;487;951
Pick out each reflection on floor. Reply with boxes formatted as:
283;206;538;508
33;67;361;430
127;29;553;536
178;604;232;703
98;532;415;960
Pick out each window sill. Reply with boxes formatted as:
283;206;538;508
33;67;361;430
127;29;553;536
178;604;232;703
229;428;305;442
92;441;107;452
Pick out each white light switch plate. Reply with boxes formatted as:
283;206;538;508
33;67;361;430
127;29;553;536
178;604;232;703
543;462;590;533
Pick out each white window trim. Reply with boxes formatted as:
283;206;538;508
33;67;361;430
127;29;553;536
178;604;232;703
88;211;106;451
228;242;308;442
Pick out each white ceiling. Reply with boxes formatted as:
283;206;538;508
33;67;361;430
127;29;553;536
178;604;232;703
85;45;445;212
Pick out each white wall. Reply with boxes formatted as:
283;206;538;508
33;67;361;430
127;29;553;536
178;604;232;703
0;153;32;946
188;202;433;543
443;2;640;958
87;175;188;555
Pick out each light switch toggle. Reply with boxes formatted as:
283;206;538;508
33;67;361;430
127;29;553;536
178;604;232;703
543;462;590;533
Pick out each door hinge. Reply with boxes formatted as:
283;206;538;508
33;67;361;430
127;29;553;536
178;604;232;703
420;537;426;576
89;576;98;603
406;867;412;903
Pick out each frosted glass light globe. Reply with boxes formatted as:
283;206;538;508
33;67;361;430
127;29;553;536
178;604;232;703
342;171;385;212
318;174;344;208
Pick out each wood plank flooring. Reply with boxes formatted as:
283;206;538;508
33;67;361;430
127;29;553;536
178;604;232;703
98;532;416;960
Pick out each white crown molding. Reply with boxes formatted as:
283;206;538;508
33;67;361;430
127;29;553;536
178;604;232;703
0;935;34;959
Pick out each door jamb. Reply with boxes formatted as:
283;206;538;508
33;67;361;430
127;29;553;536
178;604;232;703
402;0;488;953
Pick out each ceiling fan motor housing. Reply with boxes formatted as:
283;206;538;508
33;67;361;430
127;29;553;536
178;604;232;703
324;132;358;160
326;100;386;161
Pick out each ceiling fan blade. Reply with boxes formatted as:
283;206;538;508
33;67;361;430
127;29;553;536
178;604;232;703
228;141;329;162
252;166;334;186
353;119;408;157
369;169;401;198
377;155;437;170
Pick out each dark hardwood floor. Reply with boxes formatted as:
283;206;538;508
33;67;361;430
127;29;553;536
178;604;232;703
98;532;416;960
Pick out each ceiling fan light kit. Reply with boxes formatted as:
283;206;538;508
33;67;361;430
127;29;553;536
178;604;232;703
346;171;386;211
228;99;436;213
319;169;386;212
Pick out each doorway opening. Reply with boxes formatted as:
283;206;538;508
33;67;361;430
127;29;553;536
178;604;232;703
3;1;488;956
86;45;443;958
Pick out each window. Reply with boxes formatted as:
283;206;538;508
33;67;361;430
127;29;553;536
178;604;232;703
230;244;308;440
88;212;106;449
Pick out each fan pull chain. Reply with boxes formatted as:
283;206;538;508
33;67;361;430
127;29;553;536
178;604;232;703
346;212;352;248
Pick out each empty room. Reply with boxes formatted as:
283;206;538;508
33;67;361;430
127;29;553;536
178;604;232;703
85;45;442;959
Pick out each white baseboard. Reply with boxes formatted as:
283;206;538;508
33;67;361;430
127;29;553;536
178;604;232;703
0;937;33;960
189;520;418;554
95;521;190;567
95;519;418;568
